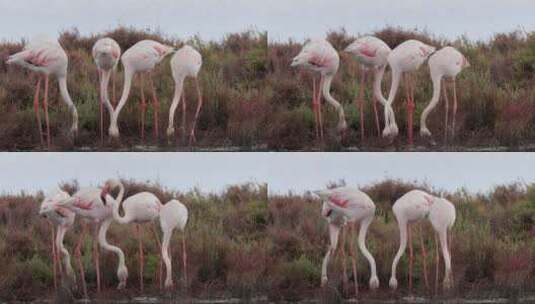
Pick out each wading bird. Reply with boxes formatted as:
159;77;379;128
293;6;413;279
92;38;121;143
58;184;128;292
389;190;456;292
39;190;77;293
6;37;79;149
344;36;391;141
110;40;174;140
420;46;470;143
166;45;203;144
382;40;435;145
291;38;347;142
314;187;379;296
102;179;189;290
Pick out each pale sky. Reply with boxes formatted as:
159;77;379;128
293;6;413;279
0;0;534;42
0;153;533;195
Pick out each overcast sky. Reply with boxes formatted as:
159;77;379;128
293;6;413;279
0;152;533;196
0;0;534;43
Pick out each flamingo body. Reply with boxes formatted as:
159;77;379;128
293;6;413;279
421;46;470;139
315;187;379;291
39;190;76;281
291;39;347;138
389;190;456;290
167;45;204;141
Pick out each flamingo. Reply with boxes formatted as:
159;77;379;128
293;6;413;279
166;45;203;144
344;36;392;141
420;46;470;143
57;184;128;292
382;40;435;145
6;37;79;149
110;40;175;140
38;189;78;293
92;38;121;143
102;179;189;290
314;187;379;295
389;190;456;292
291;38;347;142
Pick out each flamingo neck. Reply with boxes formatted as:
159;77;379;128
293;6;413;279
321;74;346;130
420;74;443;132
58;76;78;131
99;69;114;116
372;65;388;106
110;68;134;131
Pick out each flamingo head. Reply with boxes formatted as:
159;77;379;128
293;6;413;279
290;52;308;67
101;178;121;202
39;189;70;217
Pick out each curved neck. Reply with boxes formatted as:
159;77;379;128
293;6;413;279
110;182;128;224
58;76;78;130
372;65;388;106
100;69;114;116
98;218;127;275
420;75;442;129
110;68;134;127
321;74;346;129
385;69;402;125
358;217;378;279
390;219;408;280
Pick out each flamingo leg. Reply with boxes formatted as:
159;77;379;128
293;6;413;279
358;68;366;142
312;77;319;141
408;224;413;293
139;73;146;140
149;225;163;290
406;74;415;146
43;75;51;149
434;232;439;294
51;225;58;291
182;92;187;142
189;78;204;145
98;69;104;144
419;224;430;290
340;226;348;294
452;79;458;140
442;79;450;143
136;224;144;292
182;233;188;287
93;224;101;293
33;76;44;146
149;72;159;139
317;75;324;142
75;222;88;298
372;70;381;137
112;70;116;106
348;223;359;297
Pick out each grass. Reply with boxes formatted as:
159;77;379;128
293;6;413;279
0;27;269;151
0;179;534;301
3;26;535;150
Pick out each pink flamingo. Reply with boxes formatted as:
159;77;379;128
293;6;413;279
421;46;470;143
58;185;128;293
166;45;203;144
382;40;435;145
291;38;347;142
389;190;456;292
6;37;79;149
102;179;189;290
110;40;174;140
39;190;78;293
92;37;121;143
314;187;379;295
344;36;392;141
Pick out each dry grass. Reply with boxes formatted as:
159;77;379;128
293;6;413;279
0;179;534;301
